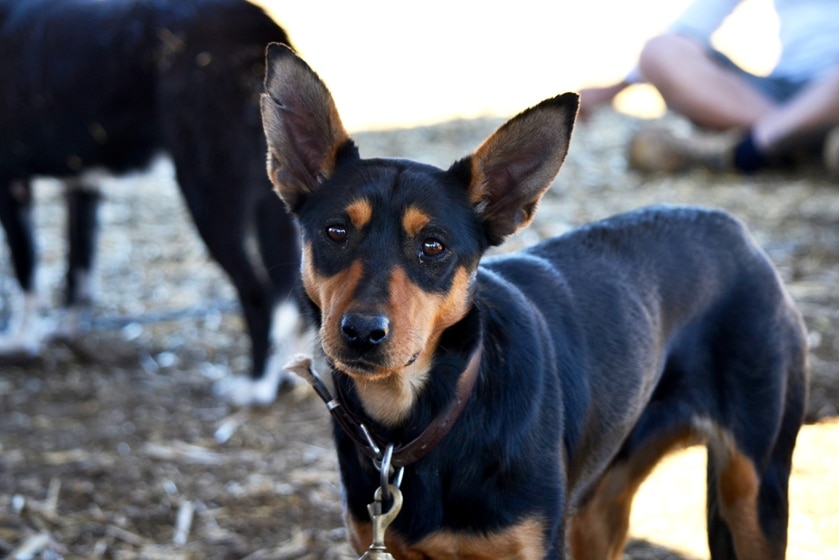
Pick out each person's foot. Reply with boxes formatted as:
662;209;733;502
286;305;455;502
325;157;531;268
628;128;742;173
823;126;839;178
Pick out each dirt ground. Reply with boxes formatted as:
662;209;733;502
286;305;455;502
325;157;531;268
1;110;838;559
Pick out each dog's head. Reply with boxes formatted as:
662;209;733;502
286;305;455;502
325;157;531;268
261;44;576;421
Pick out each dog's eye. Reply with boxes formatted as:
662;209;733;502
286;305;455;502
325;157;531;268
326;225;348;242
422;238;445;258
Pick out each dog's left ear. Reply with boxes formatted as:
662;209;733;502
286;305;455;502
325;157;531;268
464;93;578;245
260;43;350;212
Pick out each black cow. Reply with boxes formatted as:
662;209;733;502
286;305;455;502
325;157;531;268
0;0;303;405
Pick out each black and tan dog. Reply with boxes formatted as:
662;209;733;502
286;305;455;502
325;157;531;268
261;44;808;559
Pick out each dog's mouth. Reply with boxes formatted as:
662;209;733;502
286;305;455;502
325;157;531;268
331;352;420;380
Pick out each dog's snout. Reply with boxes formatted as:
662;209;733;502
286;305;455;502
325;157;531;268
341;313;389;347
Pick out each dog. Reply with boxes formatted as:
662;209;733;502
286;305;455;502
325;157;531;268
0;0;303;405
261;44;808;559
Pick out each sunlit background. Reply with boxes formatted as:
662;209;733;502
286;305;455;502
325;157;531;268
253;0;779;131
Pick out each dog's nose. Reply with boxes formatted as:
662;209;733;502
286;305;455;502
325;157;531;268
340;313;389;347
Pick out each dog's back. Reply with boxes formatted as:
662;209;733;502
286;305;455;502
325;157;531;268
485;205;807;507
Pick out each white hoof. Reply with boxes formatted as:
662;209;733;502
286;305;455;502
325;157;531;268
0;333;41;359
213;365;299;407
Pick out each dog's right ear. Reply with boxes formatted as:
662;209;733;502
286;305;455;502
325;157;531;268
260;43;349;212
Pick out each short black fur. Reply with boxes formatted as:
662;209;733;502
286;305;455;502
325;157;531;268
261;45;808;559
1;0;299;399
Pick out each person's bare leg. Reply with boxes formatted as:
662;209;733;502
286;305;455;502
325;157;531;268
638;34;776;130
753;65;839;153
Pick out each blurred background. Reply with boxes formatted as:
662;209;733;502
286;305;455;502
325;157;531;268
253;0;779;130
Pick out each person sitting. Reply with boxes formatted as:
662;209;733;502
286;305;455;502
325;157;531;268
579;0;839;175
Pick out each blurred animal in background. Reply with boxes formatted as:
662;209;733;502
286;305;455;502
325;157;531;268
0;0;303;406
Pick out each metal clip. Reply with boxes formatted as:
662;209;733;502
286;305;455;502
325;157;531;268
360;423;382;458
358;484;403;560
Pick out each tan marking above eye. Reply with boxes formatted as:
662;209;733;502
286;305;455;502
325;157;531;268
346;198;373;229
402;205;431;237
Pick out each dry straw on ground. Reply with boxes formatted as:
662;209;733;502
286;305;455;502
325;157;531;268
2;110;838;559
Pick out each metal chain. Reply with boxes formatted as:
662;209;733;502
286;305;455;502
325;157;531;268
370;443;404;503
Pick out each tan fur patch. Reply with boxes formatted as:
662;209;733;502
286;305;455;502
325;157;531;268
305;264;472;426
714;436;778;559
569;424;777;560
388;266;471;353
301;244;365;359
347;514;546;559
352;355;433;426
350;267;471;425
402;205;431;237
569;464;636;560
302;237;474;426
569;429;702;560
346;198;373;229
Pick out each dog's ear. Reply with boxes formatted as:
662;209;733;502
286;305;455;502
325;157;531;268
463;93;578;245
260;43;350;212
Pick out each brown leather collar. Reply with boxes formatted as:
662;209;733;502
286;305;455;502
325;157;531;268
330;346;483;469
